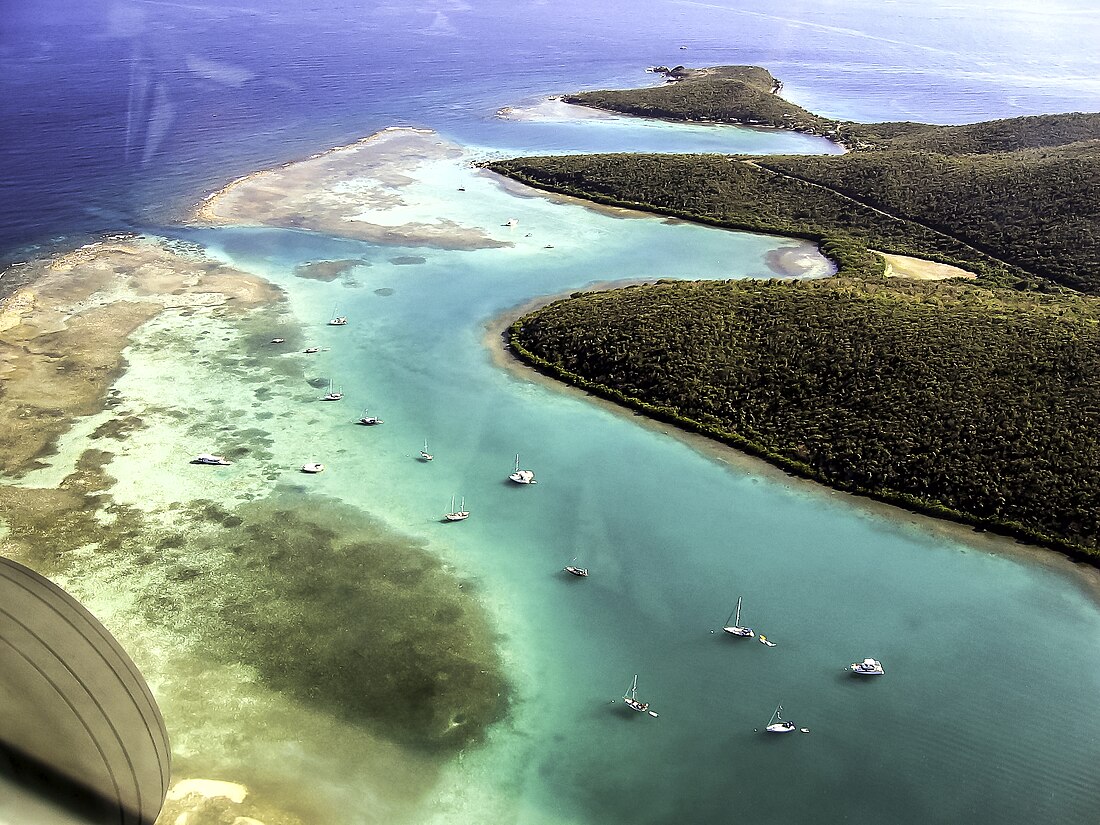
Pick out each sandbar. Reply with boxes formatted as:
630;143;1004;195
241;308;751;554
194;128;510;251
0;238;281;477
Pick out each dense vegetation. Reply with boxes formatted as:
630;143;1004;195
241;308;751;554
759;145;1100;293
563;66;839;138
548;66;1100;294
511;280;1100;557
492;66;1100;560
487;153;1011;283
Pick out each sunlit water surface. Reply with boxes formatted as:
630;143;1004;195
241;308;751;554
5;2;1100;824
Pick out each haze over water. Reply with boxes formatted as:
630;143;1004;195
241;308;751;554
4;2;1100;824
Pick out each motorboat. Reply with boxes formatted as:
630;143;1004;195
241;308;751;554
850;658;885;676
270;337;285;344
192;453;231;466
508;454;536;484
304;346;321;354
301;462;325;474
722;596;755;638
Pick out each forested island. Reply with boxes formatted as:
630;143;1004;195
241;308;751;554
489;67;1100;560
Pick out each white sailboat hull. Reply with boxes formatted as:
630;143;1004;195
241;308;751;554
723;626;755;638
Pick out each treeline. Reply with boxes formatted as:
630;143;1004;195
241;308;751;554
549;67;1100;294
485;153;1010;283
487;143;1100;293
510;279;1100;558
564;66;1100;155
758;144;1100;293
563;68;839;137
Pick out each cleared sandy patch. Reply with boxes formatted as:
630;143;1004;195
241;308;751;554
878;251;975;281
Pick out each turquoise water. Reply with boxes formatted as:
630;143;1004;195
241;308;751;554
110;115;1100;824
7;0;1100;816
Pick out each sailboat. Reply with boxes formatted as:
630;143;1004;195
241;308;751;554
564;557;588;577
722;596;755;638
358;408;383;425
327;305;347;326
321;379;343;401
444;495;469;522
622;675;657;716
764;704;797;734
508;453;536;484
419;440;433;461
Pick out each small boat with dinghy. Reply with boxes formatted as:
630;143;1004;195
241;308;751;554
765;704;800;734
722;596;755;638
622;674;656;716
508;454;536;484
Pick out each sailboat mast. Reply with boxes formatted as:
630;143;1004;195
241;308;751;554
735;596;742;626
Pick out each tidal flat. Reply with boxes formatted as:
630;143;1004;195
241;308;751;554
0;229;509;824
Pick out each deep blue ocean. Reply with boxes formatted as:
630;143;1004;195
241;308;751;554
3;0;1100;269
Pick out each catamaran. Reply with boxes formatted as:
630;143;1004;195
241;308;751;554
850;657;885;675
419;440;433;461
765;704;797;734
722;596;755;638
444;495;469;522
357;409;383;425
508;454;536;484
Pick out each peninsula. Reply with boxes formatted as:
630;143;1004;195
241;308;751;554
489;67;1100;560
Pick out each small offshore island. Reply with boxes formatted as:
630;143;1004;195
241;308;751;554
489;65;1100;561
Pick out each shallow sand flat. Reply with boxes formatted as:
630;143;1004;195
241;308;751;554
765;241;837;278
496;95;621;123
195;129;511;251
0;239;281;477
878;250;975;280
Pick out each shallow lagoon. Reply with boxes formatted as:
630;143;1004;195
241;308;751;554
11;109;1100;825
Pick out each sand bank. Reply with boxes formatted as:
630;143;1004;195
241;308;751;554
194;128;510;251
0;238;281;477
